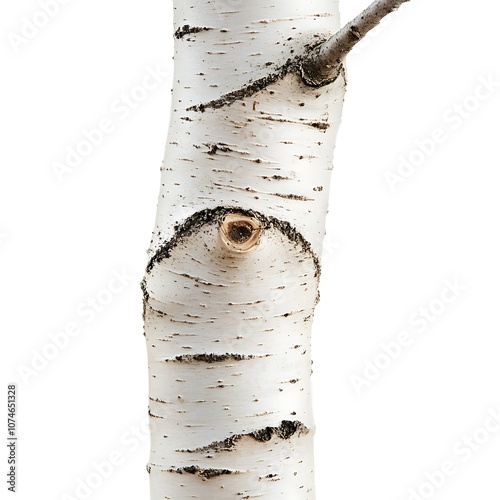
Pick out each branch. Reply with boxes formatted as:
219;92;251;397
301;0;411;87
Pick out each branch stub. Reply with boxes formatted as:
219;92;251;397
219;214;261;253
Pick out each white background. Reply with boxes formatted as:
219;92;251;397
1;0;500;499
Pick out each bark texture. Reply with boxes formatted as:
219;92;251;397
143;0;346;498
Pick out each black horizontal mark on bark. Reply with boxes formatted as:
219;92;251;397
261;174;291;181
174;25;213;39
149;397;169;403
148;409;164;419
257;115;330;131
165;353;272;363
310;121;330;130
204;142;233;155
272;193;313;202
178;420;308;453
167;465;240;479
276;308;306;318
260;472;281;481
187;64;292;112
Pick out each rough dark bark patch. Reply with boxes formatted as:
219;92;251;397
272;193;314;202
204;142;233;155
179;420;309;454
144;206;321;278
309;121;330;130
261;174;291;181
140;279;151;324
167;465;239;479
165;353;271;363
251;420;307;442
174;25;213;39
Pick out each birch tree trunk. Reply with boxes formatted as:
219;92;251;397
142;0;409;498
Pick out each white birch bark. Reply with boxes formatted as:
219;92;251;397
142;0;409;498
